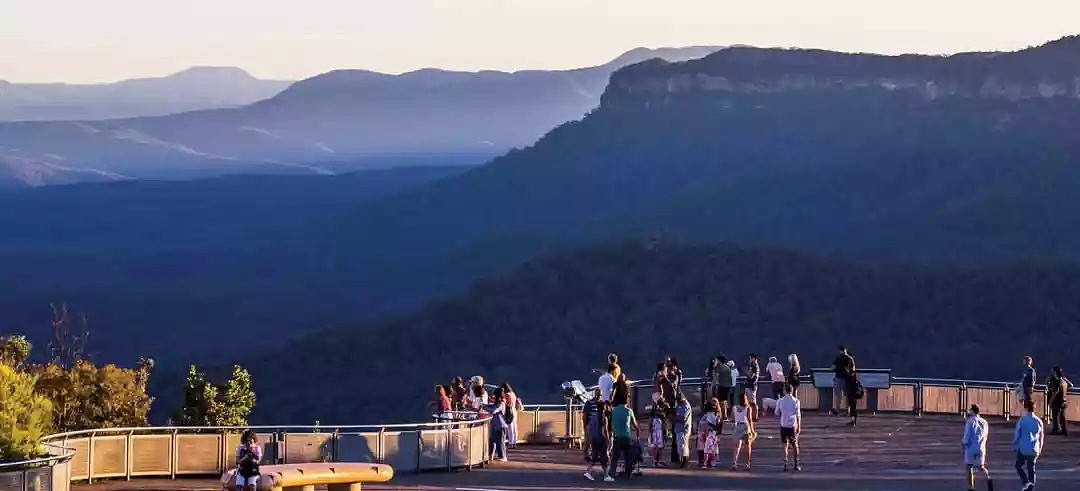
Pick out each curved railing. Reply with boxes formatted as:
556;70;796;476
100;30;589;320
2;375;1077;491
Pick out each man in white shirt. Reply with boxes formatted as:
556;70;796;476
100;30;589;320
775;383;802;472
598;364;617;403
961;404;994;491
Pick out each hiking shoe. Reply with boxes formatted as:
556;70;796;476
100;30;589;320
583;472;595;481
603;475;615;482
794;463;802;472
783;463;788;472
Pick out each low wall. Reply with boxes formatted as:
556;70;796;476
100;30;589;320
2;376;1076;491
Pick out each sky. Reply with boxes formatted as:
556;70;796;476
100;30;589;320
1;0;1078;84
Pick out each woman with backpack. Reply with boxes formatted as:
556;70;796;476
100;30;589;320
234;430;262;491
501;382;524;449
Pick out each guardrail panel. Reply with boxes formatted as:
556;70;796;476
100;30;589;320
449;427;470;468
514;411;537;443
1066;396;1080;423
283;433;332;464
0;469;24;491
90;435;126;478
381;431;419;473
967;387;1006;417
534;410;567;444
797;386;819;410
175;434;222;474
335;432;378;463
419;430;449;470
923;386;961;414
130;434;171;476
876;384;916;412
470;424;486;465
64;438;89;481
1010;391;1046;418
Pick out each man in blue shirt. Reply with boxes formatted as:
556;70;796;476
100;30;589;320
1012;399;1044;491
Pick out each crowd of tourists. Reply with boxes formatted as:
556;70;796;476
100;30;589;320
574;349;1072;491
580;351;808;482
430;375;524;462
420;350;1072;489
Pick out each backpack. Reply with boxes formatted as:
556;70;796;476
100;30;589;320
853;380;865;400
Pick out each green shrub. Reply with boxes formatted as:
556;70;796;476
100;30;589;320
0;364;53;462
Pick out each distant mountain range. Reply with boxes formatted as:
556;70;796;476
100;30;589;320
0;67;292;122
4;37;1080;369
0;47;721;188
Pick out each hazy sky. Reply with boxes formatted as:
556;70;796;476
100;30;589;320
2;0;1078;83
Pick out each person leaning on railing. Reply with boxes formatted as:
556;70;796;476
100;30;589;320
1047;366;1070;436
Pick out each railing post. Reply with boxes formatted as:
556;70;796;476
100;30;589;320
1003;386;1011;421
87;431;95;484
914;382;923;416
125;431;133;481
416;427;423;473
959;382;967;416
446;423;452;472
170;429;177;479
466;421;473;471
377;426;385;464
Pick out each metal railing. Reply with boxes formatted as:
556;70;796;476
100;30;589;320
2;374;1077;491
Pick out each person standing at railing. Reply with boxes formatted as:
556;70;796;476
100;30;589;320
450;377;468;411
1046;366;1069;437
502;382;523;449
703;357;719;410
432;385;453;422
468;382;489;416
766;356;785;400
745;353;761;422
961;404;994;491
485;388;510;462
727;360;740;416
714;356;732;420
1019;356;1036;404
787;353;802;397
599;363;618;403
234;430;262;491
831;345;855;416
1012;399;1044;491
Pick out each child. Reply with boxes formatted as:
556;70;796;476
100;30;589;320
700;397;722;468
649;399;668;467
731;393;756;471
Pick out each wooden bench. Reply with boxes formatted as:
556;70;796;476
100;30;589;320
222;463;394;491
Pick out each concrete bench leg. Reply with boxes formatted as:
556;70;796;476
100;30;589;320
327;484;362;491
282;485;316;491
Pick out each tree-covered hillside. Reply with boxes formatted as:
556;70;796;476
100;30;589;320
245;241;1080;423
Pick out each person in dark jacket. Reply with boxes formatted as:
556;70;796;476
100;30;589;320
1019;356;1036;404
1047;366;1070;436
830;345;855;416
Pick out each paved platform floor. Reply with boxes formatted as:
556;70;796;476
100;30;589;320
74;414;1079;491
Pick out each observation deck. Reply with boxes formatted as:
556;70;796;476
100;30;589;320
4;374;1078;491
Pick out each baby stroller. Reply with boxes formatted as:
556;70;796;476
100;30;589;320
622;438;645;477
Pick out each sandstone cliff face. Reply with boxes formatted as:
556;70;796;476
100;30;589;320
601;36;1080;108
